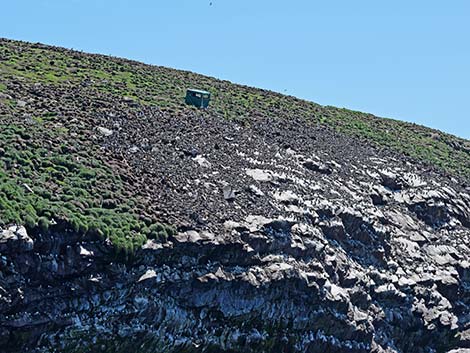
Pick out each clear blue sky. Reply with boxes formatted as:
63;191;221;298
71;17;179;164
2;1;469;138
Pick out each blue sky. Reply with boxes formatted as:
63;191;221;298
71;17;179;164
2;0;469;138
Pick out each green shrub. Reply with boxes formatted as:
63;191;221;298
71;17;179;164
24;215;36;229
38;217;49;233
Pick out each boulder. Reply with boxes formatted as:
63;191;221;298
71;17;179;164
303;159;332;174
0;225;34;253
97;126;113;137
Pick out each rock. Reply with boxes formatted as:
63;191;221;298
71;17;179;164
248;184;265;197
122;96;138;106
387;210;420;231
245;168;273;182
409;200;451;228
379;169;404;191
397;276;416;287
370;185;391;205
370;190;386;205
244;215;274;232
264;218;295;234
273;190;300;205
79;245;94;257
197;272;219;283
174;230;202;243
97;126;113;137
374;284;406;300
438;310;459;329
183;147;199;158
0;225;34;253
138;269;157;283
223;185;237;201
223;220;247;232
352;306;369;323
456;329;470;348
320;218;347;241
302;159;332;174
193;155;211;168
425;245;458;265
434;271;460;299
324;281;350;302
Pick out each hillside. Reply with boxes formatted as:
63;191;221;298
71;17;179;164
0;38;469;353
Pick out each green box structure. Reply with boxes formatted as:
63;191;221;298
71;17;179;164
185;89;211;108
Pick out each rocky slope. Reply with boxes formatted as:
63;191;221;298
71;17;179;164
0;39;470;353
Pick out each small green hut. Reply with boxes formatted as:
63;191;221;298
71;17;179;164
185;89;211;108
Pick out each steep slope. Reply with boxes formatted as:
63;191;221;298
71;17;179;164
0;38;469;353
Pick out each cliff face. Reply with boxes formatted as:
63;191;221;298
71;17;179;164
0;39;470;353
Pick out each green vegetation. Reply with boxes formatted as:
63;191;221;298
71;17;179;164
0;120;175;260
326;108;470;177
0;37;469;259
